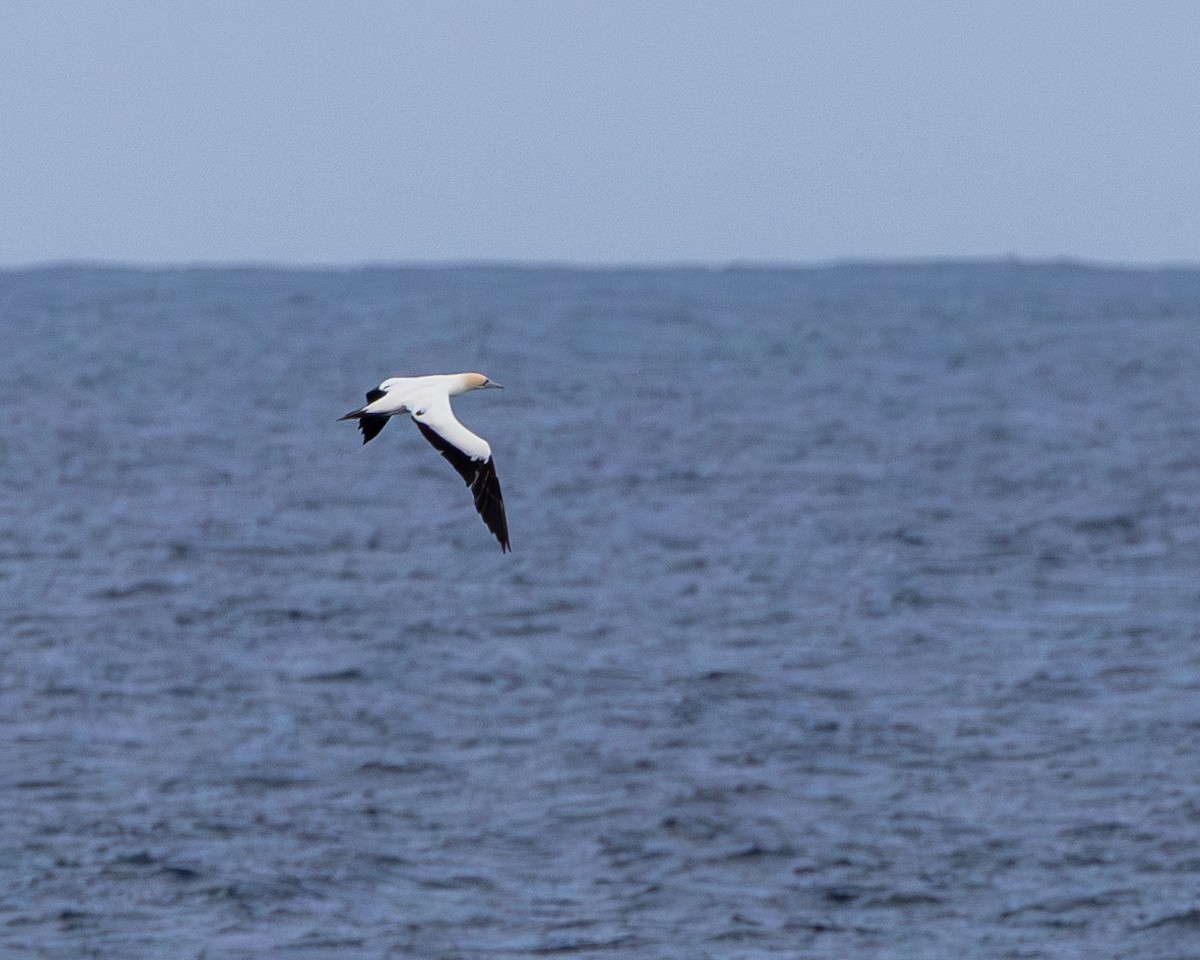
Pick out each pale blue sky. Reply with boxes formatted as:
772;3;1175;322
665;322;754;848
2;1;1198;265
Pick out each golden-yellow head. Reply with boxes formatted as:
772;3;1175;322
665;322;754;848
463;372;503;390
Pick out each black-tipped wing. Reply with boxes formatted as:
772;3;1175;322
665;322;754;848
357;414;390;444
415;420;510;552
338;386;392;443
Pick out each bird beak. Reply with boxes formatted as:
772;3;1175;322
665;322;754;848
484;381;505;389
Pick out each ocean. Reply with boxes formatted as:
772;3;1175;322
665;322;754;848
2;263;1199;958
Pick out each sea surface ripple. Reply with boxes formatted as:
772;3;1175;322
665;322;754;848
2;263;1199;958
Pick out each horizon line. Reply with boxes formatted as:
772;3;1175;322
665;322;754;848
4;254;1200;274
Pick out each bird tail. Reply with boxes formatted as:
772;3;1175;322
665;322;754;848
338;407;366;421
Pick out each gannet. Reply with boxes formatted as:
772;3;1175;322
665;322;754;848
339;373;510;552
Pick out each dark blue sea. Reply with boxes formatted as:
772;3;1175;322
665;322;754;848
2;263;1199;959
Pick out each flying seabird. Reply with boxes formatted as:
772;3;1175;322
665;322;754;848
339;372;510;552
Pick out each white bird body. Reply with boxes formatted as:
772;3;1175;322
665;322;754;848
358;374;493;460
340;372;510;552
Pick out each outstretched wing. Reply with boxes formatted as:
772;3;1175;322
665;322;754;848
413;405;510;552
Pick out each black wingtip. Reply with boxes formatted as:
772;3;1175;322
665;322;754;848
358;414;390;444
413;422;510;552
470;458;510;554
341;409;390;443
